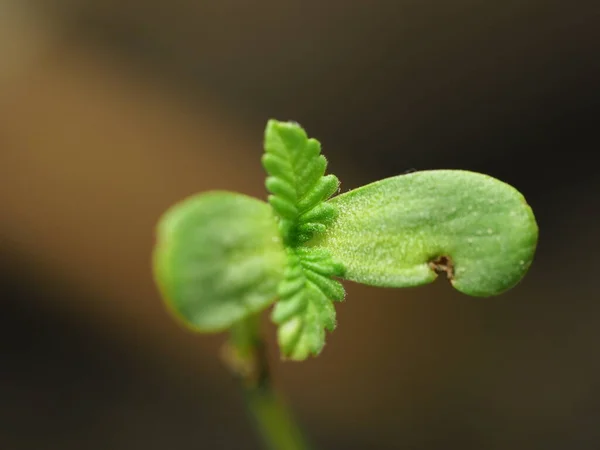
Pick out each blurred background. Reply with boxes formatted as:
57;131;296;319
1;1;599;449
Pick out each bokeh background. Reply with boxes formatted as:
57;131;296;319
1;1;599;449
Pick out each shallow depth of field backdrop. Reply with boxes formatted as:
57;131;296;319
1;1;599;449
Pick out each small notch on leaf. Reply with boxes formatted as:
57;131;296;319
428;255;455;280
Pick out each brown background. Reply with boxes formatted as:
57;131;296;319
1;1;599;449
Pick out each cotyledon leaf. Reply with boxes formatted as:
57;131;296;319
308;170;538;297
153;191;286;331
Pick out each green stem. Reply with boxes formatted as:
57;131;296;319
224;314;313;450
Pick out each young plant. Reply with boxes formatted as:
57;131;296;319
152;120;538;449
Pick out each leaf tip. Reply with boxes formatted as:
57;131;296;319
265;119;306;142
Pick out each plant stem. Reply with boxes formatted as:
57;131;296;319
222;314;313;450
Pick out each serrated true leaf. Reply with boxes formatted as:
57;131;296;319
262;120;339;244
276;283;336;360
309;170;538;297
153;191;286;331
262;120;346;360
272;249;345;360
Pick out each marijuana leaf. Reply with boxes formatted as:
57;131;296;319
262;120;346;359
272;248;345;360
309;170;538;297
151;119;539;363
262;120;340;245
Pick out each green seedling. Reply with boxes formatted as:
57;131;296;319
152;119;538;449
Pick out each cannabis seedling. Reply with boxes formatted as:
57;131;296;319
152;120;538;449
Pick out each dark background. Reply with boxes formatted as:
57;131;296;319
1;1;599;449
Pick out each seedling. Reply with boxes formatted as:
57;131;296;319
152;120;538;449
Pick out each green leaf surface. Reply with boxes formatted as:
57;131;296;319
262;120;346;359
272;248;345;360
153;191;286;331
309;170;538;297
262;120;339;244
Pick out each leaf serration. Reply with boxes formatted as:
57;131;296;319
262;120;340;246
272;248;345;360
262;120;346;359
